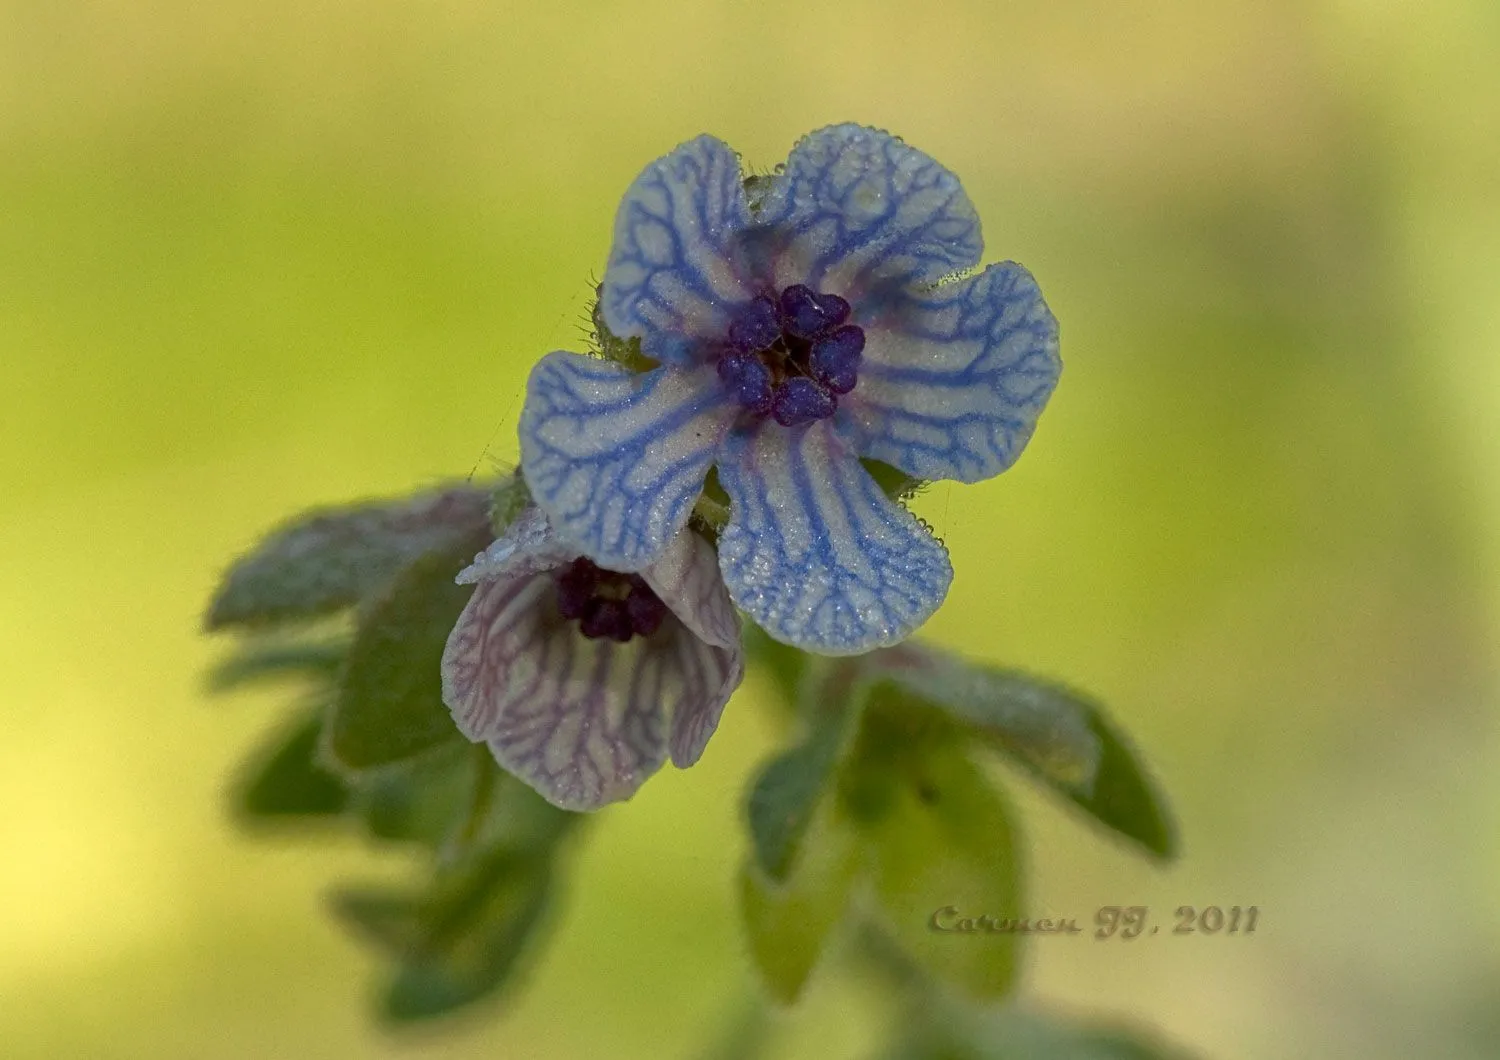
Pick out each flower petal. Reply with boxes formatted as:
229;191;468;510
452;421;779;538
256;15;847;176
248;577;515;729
453;506;572;585
441;572;670;810
601;134;754;365
846;262;1060;483
758;124;982;298
640;528;745;765
716;421;953;655
642;525;742;650
664;631;743;769
520;354;737;572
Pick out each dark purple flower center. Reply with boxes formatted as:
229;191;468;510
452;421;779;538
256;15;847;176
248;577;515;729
554;557;669;642
717;284;866;427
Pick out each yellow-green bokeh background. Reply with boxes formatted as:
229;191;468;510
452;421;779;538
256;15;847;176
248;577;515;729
3;2;1498;1057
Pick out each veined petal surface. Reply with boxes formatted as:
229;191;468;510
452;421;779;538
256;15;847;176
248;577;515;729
642;523;741;650
716;421;953;655
520;354;737;572
639;528;744;767
757;124;982;298
847;261;1060;483
444;572;702;810
453;506;573;585
601;135;754;364
661;629;743;769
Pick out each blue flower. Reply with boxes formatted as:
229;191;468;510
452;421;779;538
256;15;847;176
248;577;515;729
441;507;744;811
520;124;1060;655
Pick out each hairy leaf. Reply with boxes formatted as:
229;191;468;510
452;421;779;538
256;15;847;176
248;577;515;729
745;659;863;880
356;745;475;847
739;798;860;1005
869;643;1177;859
878;1002;1194;1060
470;764;580;857
741;623;809;714
205;485;490;630
848;700;1023;1002
326;529;490;773
331;847;555;1023
331;887;424;955
206;637;347;694
234;711;350;820
487;471;533;536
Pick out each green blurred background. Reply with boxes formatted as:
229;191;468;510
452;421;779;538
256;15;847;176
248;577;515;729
3;1;1498;1056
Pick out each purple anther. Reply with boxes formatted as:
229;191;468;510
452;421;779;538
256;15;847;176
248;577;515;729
581;598;633;642
779;284;851;340
771;377;837;426
809;324;865;395
726;296;782;353
554;558;599;621
625;584;669;637
559;562;672;642
717;349;774;414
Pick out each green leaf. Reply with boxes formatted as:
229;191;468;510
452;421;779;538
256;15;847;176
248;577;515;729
470;764;580;857
331;847;555;1023
234;711;350;820
970;1010;1187;1060
357;745;476;847
357;746;580;861
326;531;490;772
205;637;347;694
1073;716;1177;860
745;659;863;881
741;624;808;714
689;466;733;541
487;470;532;536
848;701;1023;1003
381;859;551;1023
591;288;656;373
739;798;860;1005
860;458;926;504
205;485;490;630
746;739;836;881
880;1003;1194;1060
869;644;1177;860
331;887;424;954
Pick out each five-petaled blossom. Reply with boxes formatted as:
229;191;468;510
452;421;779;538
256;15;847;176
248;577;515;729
520;123;1060;655
441;506;744;811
